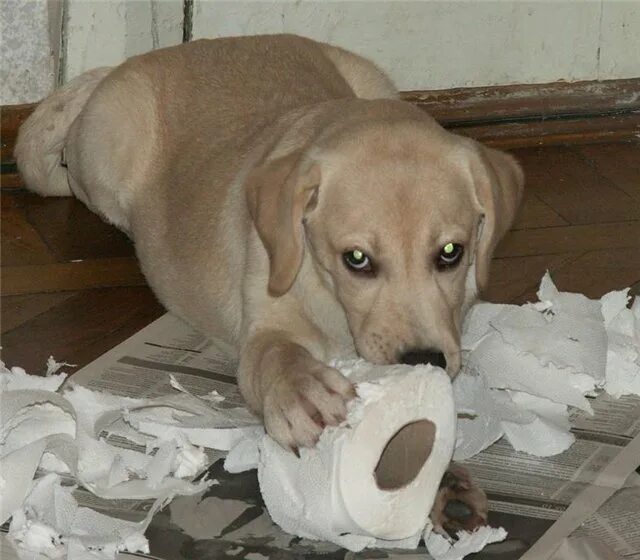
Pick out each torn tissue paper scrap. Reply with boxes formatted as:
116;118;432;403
223;274;640;554
8;472;170;559
0;361;259;559
601;289;640;398
452;273;640;460
425;525;508;560
3;272;640;559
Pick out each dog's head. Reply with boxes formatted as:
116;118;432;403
246;101;523;374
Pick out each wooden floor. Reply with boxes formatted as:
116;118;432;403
1;140;639;372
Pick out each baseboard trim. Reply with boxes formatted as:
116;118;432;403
447;112;640;149
403;77;640;149
403;78;640;125
2;78;639;189
1;103;33;165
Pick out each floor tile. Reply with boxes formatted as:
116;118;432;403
23;193;135;261
0;286;164;372
511;190;568;230
1;201;56;266
544;246;640;299
513;145;640;225
496;221;640;258
573;142;640;203
2;258;147;296
483;253;578;304
1;292;75;333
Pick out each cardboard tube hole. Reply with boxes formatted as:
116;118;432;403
374;419;436;491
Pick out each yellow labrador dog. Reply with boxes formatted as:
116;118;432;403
16;34;522;532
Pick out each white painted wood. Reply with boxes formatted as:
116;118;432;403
0;0;59;104
63;0;183;81
7;1;639;102
599;1;640;82
190;1;631;90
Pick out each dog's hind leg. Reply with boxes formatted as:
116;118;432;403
14;67;112;197
321;44;399;100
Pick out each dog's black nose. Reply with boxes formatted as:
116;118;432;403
399;349;447;369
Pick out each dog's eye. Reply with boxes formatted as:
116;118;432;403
437;243;464;269
343;249;373;273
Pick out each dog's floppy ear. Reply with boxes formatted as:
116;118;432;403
472;145;524;293
245;151;321;297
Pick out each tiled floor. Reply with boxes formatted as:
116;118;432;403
1;140;639;372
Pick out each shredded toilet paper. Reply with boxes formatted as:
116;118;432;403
453;273;640;460
0;360;259;559
225;274;640;555
2;273;639;560
8;472;166;559
425;525;509;560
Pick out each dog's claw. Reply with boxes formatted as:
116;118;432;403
347;384;357;399
312;413;326;429
291;446;300;458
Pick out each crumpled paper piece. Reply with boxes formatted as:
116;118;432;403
123;375;260;452
454;273;639;460
3;273;638;560
221;275;639;557
425;525;508;560
601;290;640;398
0;362;259;559
8;473;161;559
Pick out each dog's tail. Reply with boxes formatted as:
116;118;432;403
14;67;112;196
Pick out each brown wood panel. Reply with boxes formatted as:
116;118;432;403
514;145;640;225
1;171;24;189
1;292;75;333
23;194;135;261
455;112;640;150
3;190;21;210
510;190;568;231
495;221;640;258
574;143;640;203
1;196;56;266
404;78;640;124
1;103;34;163
2;258;147;296
483;253;578;304
0;286;164;373
535;247;640;300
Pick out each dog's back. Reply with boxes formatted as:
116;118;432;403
14;35;398;346
15;35;394;227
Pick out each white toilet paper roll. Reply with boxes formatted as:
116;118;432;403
257;360;456;551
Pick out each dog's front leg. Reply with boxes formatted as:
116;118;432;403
238;330;356;452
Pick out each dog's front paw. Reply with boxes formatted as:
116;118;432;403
262;361;355;452
430;464;488;536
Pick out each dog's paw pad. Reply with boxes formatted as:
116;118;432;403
431;465;488;536
443;499;474;522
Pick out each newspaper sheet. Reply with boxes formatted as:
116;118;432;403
5;312;639;560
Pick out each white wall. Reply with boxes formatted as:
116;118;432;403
599;2;640;80
63;0;183;82
4;1;640;103
191;1;640;91
0;0;61;104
